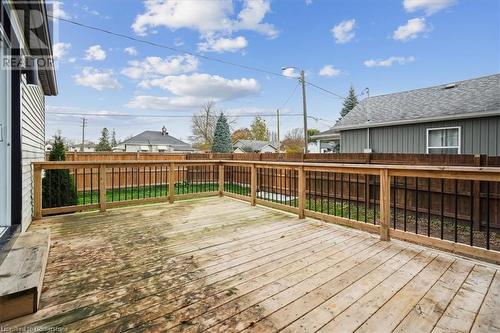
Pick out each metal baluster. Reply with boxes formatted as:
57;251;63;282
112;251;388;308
470;180;474;246
454;179;458;242
348;173;351;219
441;179;444;239
340;173;344;218
327;172;331;214
90;168;94;204
393;177;397;228
428;178;431;237
356;174;360;220
486;181;490;250
415;177;419;234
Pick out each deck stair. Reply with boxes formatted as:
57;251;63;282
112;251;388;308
0;230;50;322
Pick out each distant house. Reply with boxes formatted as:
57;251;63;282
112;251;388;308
113;127;195;153
312;74;500;155
69;142;96;152
233;140;278;153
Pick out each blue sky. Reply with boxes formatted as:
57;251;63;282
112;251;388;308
47;0;500;144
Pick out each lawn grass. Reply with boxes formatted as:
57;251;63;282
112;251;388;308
77;182;250;204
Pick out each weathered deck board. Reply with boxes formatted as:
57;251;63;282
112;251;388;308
1;197;499;333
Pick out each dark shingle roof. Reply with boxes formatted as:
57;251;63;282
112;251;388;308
233;140;277;152
326;74;500;133
120;131;194;151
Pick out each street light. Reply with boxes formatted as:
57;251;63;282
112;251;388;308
281;66;308;153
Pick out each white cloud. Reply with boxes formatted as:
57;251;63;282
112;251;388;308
393;17;429;41
318;65;341;77
282;68;298;78
126;95;205;110
84;45;106;61
51;1;70;19
124;47;138;56
127;73;260;110
364;56;416;67
53;42;71;60
122;54;198;80
74;67;121;90
132;0;277;39
403;0;456;15
331;19;356;44
141;73;260;98
198;36;248;53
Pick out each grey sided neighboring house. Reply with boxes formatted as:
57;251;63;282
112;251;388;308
113;127;195;153
312;74;500;156
233;140;278;153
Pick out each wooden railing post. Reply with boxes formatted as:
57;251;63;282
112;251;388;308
298;166;306;219
169;162;175;203
219;163;224;196
99;164;107;212
251;164;257;206
379;168;390;241
33;164;42;220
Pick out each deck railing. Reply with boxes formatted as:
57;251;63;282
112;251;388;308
33;160;500;263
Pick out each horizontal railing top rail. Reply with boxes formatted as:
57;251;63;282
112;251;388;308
33;160;500;180
32;159;500;264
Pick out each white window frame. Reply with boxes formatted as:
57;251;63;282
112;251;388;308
426;126;461;154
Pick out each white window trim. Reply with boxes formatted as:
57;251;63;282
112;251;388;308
426;126;461;154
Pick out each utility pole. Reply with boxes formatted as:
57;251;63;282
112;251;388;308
300;70;308;153
276;109;280;152
81;117;87;152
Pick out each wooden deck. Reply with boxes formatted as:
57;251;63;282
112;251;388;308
2;197;499;332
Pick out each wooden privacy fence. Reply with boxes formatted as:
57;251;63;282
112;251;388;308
62;151;500;166
33;160;500;264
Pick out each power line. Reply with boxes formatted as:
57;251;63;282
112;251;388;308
46;112;305;118
50;15;346;99
279;81;300;109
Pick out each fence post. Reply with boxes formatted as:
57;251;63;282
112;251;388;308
33;164;42;220
99;164;107;212
298;166;306;219
219;163;224;196
169;162;175;203
379;168;390;241
251;164;257;206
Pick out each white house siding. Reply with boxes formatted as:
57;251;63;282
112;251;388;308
20;77;45;231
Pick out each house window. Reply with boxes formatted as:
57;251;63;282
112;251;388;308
426;127;461;154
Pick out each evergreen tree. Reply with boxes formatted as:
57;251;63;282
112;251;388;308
42;134;78;208
250;116;270;141
212;113;232;153
111;129;118;147
95;127;112;151
340;86;359;118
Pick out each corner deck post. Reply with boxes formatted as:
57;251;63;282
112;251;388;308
251;164;257;206
169;162;175;203
218;163;224;196
99;164;107;212
379;168;390;241
33;164;42;220
298;166;306;219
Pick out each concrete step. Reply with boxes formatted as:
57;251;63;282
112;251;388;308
0;230;50;322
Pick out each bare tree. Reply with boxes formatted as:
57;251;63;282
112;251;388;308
191;101;218;150
282;128;304;153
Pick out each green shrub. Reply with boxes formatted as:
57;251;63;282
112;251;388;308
42;135;78;208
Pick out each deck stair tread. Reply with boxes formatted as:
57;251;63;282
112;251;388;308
0;230;50;322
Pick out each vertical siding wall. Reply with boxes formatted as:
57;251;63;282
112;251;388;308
341;116;500;155
20;77;45;231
